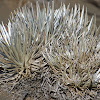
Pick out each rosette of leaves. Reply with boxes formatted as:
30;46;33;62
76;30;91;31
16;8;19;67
42;4;100;90
0;2;61;80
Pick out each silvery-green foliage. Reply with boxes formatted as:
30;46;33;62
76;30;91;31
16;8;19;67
42;4;100;89
0;2;59;78
0;1;100;91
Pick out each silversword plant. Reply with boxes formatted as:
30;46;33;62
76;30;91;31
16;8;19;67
42;3;100;90
0;1;100;99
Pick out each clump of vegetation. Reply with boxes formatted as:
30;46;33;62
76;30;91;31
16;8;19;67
0;3;49;79
0;1;100;100
42;4;100;90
